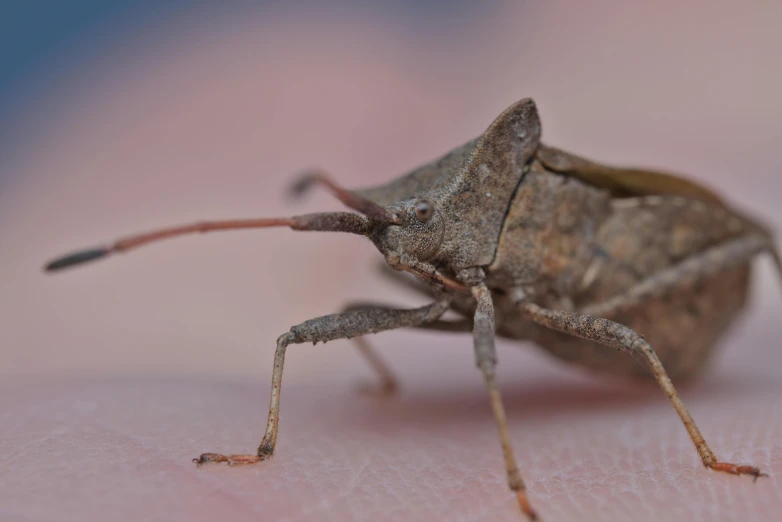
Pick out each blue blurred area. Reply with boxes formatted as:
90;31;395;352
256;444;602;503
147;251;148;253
0;1;186;119
0;0;490;122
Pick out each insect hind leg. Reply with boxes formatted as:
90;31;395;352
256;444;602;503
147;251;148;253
517;301;766;481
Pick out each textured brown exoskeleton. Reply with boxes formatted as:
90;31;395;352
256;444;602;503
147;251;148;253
45;98;781;520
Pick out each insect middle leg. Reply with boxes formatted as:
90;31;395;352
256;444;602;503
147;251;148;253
194;292;452;466
346;267;475;394
342;301;473;395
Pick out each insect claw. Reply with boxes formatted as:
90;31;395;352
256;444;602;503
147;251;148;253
356;379;399;398
709;461;767;480
193;453;263;466
516;490;539;521
752;470;769;482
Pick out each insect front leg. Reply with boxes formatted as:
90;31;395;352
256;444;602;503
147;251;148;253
193;291;452;466
471;283;538;521
516;300;767;480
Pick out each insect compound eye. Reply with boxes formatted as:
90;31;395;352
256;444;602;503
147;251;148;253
414;200;434;223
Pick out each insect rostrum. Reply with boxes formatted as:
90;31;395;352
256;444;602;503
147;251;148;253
45;98;779;521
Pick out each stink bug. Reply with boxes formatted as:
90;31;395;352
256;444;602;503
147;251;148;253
45;98;779;520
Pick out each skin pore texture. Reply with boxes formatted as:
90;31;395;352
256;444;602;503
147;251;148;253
2;2;782;521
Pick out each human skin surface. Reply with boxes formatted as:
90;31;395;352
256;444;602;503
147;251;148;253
2;2;782;521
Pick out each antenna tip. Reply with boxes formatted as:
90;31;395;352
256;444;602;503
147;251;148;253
44;247;110;272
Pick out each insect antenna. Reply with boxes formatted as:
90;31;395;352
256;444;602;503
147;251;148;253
44;173;405;273
44;212;369;272
290;169;401;224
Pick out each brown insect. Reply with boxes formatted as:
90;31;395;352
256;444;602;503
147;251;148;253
45;98;779;520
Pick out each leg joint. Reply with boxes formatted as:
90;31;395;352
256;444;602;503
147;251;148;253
628;334;651;354
477;356;497;377
507;468;524;492
257;441;274;457
276;331;295;348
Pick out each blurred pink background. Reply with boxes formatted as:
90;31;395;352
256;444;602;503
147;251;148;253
1;2;781;521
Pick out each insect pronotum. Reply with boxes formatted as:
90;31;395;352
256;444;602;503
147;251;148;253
45;98;780;520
